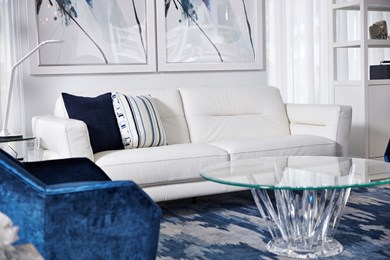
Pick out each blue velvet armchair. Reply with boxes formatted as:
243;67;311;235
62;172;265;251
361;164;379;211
0;149;161;260
385;138;390;162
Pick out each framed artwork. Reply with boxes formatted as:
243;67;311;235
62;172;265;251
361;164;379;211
28;0;156;74
156;0;264;72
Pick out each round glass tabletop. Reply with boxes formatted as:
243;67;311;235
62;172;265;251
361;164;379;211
200;156;390;190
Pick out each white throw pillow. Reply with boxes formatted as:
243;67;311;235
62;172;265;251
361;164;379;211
111;92;167;149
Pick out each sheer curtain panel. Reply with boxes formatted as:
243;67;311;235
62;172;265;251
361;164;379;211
266;0;331;104
0;0;24;136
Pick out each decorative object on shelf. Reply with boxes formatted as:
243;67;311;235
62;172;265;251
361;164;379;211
369;20;388;39
0;211;19;259
370;60;390;80
0;40;61;139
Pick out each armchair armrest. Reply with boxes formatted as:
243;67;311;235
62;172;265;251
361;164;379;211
32;115;94;161
285;104;352;156
41;181;161;259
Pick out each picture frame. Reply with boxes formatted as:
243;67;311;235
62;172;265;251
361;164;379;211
27;0;156;74
156;0;264;72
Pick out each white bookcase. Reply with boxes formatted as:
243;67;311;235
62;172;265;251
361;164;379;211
331;0;390;159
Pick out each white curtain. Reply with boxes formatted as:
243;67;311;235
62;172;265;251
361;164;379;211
266;0;330;104
0;0;24;136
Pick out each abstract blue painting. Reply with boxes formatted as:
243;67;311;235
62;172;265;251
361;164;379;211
35;0;148;65
163;0;259;64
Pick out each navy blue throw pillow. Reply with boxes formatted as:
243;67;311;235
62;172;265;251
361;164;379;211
62;92;123;153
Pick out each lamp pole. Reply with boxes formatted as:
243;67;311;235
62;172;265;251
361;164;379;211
0;40;62;138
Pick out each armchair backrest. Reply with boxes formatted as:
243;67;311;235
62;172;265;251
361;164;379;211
0;148;161;259
385;139;390;162
0;149;45;192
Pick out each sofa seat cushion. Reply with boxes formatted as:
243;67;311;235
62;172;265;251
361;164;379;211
210;134;337;161
94;143;229;186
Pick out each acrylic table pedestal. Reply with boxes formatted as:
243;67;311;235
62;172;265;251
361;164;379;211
200;156;390;259
251;188;349;258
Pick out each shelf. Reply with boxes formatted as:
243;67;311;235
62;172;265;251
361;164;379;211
333;0;390;12
333;80;390;86
368;40;390;47
368;79;390;85
333;0;360;11
333;80;361;86
333;41;360;48
331;0;390;159
333;40;390;48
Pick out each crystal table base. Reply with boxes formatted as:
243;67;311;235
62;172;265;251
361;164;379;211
251;188;351;259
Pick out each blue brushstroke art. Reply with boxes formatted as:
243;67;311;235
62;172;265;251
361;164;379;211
35;0;146;64
165;0;255;63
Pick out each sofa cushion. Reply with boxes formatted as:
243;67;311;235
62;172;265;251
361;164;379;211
93;143;229;186
179;86;290;143
112;92;167;149
61;93;123;153
210;135;337;161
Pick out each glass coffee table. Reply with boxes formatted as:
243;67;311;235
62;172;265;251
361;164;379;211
200;156;390;259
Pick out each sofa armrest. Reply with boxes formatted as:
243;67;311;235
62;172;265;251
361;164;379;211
285;104;352;156
32;115;94;161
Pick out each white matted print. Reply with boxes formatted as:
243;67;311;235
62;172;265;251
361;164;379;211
28;0;156;74
157;0;264;72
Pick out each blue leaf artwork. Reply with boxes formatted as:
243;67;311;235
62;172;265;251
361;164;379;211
164;0;256;64
35;0;148;65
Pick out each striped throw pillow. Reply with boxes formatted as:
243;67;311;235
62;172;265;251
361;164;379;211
111;92;167;149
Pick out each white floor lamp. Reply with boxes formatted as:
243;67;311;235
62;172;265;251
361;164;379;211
0;40;62;139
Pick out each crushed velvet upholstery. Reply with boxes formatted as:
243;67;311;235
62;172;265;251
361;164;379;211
24;157;111;185
0;149;161;260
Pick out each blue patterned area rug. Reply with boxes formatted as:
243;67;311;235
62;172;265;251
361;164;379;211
157;187;390;260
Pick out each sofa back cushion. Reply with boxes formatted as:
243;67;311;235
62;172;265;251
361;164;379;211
179;86;290;143
111;92;167;149
62;92;123;153
55;88;190;145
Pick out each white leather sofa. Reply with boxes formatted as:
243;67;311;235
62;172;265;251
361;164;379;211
32;86;352;202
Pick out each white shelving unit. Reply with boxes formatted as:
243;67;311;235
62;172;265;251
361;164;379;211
331;0;390;159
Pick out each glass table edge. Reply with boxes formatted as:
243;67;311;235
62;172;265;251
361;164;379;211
200;173;390;190
0;136;36;143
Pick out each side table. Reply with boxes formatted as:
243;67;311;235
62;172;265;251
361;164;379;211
0;136;39;161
